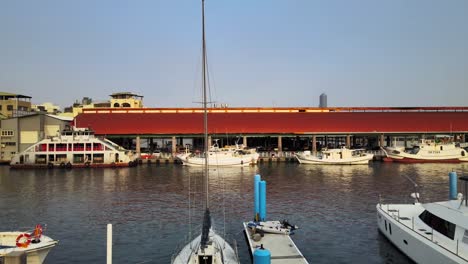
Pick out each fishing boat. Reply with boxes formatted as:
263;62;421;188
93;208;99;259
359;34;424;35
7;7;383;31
295;147;373;165
172;1;239;263
376;172;468;263
176;140;259;167
383;137;468;163
0;224;58;264
10;127;138;169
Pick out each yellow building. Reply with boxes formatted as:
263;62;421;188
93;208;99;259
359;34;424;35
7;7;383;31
110;92;144;108
0;92;32;118
60;92;144;118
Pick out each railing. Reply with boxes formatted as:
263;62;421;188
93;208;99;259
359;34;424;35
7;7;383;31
379;203;468;261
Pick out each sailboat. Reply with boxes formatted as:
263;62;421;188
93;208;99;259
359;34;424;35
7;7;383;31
172;1;240;263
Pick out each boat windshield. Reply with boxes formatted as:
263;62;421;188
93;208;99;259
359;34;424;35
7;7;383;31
406;146;420;154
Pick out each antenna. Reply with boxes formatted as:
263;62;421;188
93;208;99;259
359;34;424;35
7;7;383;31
403;175;420;203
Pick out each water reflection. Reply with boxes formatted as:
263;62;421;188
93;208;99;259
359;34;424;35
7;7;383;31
0;162;466;263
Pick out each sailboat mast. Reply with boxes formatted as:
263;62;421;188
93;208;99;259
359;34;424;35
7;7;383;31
202;0;209;211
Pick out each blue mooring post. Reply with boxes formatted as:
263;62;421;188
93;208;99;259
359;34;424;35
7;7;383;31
254;174;261;220
259;180;267;221
253;244;271;264
449;170;457;200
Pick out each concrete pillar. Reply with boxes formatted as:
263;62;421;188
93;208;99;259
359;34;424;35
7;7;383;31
135;136;141;155
243;136;247;147
404;136;408;148
278;136;282;153
171;136;177;156
462;134;466;143
208;135;212;148
312;135;317;154
346;135;351;148
379;134;385;147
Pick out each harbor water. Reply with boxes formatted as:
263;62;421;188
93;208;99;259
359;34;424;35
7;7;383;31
1;162;468;263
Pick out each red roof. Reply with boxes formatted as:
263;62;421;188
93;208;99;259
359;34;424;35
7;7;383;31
74;108;468;135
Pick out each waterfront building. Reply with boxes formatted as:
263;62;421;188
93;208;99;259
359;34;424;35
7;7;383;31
74;106;468;157
60;92;144;118
110;92;143;108
0;113;72;163
0;92;33;118
32;102;61;114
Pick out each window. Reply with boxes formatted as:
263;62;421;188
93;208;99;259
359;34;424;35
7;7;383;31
7;105;13;111
1;130;14;137
5;142;16;146
389;223;392;235
419;210;455;240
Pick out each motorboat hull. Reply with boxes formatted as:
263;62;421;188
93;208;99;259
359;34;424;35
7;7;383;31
295;155;373;165
0;232;58;264
376;204;468;264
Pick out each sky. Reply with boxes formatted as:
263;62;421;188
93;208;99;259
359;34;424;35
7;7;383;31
1;0;467;109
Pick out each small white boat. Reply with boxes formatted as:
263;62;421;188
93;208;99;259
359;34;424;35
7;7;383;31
295;147;373;165
383;137;468;163
246;220;298;235
10;127;138;169
176;141;259;167
0;225;58;264
377;175;468;264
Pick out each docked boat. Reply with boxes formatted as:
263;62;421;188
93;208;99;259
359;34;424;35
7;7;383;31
376;173;468;263
383;138;468;163
295;147;373;165
10;127;138;169
0;224;58;264
172;1;239;263
176;140;259;167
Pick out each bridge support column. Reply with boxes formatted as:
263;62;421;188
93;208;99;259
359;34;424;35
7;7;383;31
208;135;212;148
243;136;247;147
171;136;177;157
379;134;385;147
462;134;466;143
312;136;317;155
136;136;141;155
278;136;282;156
346;135;351;148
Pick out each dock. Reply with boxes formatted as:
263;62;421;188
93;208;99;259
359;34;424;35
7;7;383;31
243;222;308;264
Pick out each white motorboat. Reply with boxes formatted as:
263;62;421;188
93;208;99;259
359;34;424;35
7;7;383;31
10;127;138;169
172;1;239;263
295;147;373;165
0;224;58;264
176;141;259;167
376;174;468;264
383;137;468;163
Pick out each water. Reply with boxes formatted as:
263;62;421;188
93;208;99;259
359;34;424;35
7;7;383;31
1;162;468;263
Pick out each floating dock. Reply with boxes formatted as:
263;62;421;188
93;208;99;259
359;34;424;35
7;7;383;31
243;174;309;263
243;222;308;264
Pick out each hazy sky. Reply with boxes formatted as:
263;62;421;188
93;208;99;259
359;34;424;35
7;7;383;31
1;0;467;109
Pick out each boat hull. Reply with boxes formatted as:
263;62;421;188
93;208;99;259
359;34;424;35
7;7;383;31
10;161;137;169
0;232;58;264
295;155;373;165
172;230;238;264
383;156;467;163
376;204;468;264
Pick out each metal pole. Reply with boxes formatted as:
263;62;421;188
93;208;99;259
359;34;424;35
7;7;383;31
107;224;112;264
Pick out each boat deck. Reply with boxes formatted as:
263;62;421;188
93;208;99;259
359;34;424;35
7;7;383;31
243;222;308;264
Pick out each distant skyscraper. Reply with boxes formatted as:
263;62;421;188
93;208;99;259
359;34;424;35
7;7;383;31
319;93;327;108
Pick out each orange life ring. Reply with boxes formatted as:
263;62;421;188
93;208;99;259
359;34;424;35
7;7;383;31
16;233;31;248
33;224;43;240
